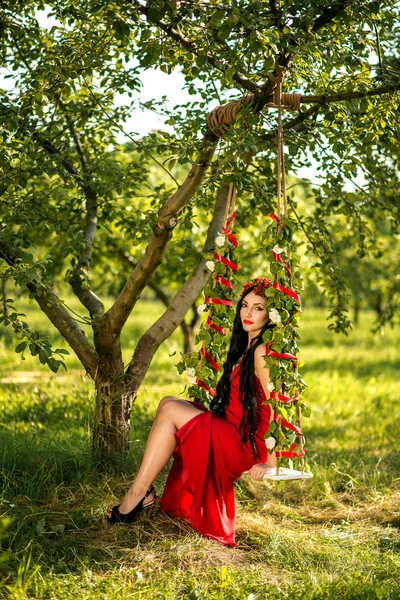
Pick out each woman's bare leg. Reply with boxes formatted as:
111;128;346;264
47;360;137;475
116;396;203;514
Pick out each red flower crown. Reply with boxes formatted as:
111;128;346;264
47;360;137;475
240;277;271;297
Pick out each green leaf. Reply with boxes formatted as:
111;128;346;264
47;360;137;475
15;341;27;353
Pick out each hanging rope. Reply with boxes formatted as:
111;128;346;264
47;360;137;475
206;72;302;139
267;69;305;473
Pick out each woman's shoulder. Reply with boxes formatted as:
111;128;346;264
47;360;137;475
254;343;268;375
254;343;267;360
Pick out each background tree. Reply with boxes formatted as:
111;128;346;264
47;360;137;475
1;0;399;457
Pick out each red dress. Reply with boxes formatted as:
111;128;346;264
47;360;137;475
159;364;272;547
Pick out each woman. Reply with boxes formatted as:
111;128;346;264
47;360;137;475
107;278;276;547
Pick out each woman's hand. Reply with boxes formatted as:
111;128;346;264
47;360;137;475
248;463;274;481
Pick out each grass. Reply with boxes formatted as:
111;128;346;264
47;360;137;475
0;298;400;599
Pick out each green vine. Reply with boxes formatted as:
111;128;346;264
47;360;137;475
261;215;310;469
176;227;238;405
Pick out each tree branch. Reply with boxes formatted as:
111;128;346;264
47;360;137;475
125;181;230;394
311;1;347;33
101;140;217;336
129;0;261;95
32;132;84;183
300;82;400;104
0;241;99;378
117;248;171;306
67;120;104;322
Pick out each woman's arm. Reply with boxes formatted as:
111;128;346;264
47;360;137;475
254;343;272;400
250;344;277;479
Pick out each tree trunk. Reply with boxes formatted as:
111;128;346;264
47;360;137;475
92;328;131;455
93;375;133;455
181;320;195;354
353;298;361;325
372;292;383;321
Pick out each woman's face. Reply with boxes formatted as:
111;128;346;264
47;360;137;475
240;291;268;338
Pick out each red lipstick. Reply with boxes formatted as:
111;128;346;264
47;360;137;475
244;319;253;324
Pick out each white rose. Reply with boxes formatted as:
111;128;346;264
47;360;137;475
187;368;196;377
265;436;276;450
268;308;281;323
197;303;208;314
267;382;274;392
215;234;225;248
206;260;215;272
273;244;284;254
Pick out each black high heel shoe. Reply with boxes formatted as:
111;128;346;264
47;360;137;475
106;485;156;524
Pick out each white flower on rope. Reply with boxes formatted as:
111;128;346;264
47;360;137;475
268;308;281;323
215;234;225;248
205;260;215;272
267;382;274;392
273;244;284;254
187;368;196;377
197;303;208;314
265;437;276;450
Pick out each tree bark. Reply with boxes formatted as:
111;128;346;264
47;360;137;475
93;374;133;455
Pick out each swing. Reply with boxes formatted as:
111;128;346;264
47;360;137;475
183;69;313;482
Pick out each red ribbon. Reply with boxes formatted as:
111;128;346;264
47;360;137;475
273;281;301;303
273;252;292;277
205;296;233;307
270;391;299;404
214;253;239;272
274;412;303;436
265;348;298;361
207;316;226;335
269;213;281;223
215;276;234;290
226;211;236;228
276;443;306;459
222;226;239;248
201;347;220;371
196;378;216;397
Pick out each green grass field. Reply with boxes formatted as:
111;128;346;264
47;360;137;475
1;298;400;599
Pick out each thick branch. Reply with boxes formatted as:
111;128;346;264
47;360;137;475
117;248;171;306
311;1;347;32
300;82;400;104
0;241;99;378
125;182;229;394
67;121;104;322
258;81;400;146
102;141;216;336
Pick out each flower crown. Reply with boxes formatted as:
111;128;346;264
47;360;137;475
240;277;271;298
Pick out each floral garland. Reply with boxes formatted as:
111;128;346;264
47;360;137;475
260;213;310;470
176;209;310;471
176;212;239;405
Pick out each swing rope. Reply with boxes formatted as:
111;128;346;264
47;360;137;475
267;69;305;472
194;72;309;475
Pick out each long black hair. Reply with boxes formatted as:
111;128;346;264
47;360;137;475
210;286;272;459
